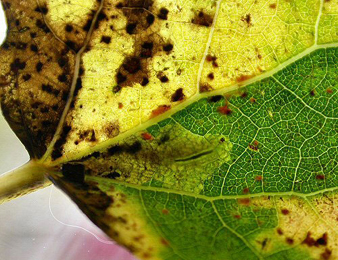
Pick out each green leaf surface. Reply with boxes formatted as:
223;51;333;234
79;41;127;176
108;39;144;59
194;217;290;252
0;0;337;260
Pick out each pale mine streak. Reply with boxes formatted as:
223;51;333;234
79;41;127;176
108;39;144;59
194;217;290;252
315;0;324;45
50;41;338;165
196;0;222;92
41;0;105;162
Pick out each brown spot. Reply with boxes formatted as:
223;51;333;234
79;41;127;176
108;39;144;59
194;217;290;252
200;83;213;92
141;77;149;86
269;3;277;9
158;8;169;20
236;74;253;82
218;105;232;115
34;6;48;15
123;57;141;74
207;73;214;80
162;209;169;215
22;74;32;81
151;105;171;118
171;88;185;102
65;24;73;32
113;85;121;93
141;132;153;140
321;249;332;260
243;187;249;194
160;75;169;83
234;214;241;219
316;233;328;246
255;175;263;181
163;43;173;52
146;14;155;25
10;58;26;72
241;14;252;26
118;103;123;109
316;174;325;180
277;228;283;235
161;238;170;246
192;11;214;27
281;209;289;215
326;88;333;94
249;141;259;151
36;62;43;72
241;92;248;98
208;95;223;103
310;89;316;96
250;97;256;103
58;74;68;82
104;123;120;138
286;238;294;245
302;232;316;247
101;35;111;44
238;198;250;206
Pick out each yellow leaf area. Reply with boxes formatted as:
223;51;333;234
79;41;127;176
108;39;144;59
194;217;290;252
55;0;321;161
250;193;338;260
51;171;338;260
318;0;338;44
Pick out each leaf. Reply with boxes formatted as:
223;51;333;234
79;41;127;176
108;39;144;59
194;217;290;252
0;0;337;260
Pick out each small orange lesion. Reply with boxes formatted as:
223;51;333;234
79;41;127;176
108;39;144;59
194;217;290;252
238;198;250;206
150;105;171;118
218;105;232;115
141;132;153;140
162;208;169;215
236;74;254;83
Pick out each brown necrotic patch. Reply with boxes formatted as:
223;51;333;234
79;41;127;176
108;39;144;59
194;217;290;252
113;0;175;89
171;88;185;102
192;11;214;27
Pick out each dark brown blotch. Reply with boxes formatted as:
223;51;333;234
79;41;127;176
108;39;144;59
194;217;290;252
171;88;185;102
192;11;214;27
158;7;169;20
65;24;73;32
36;62;43;72
100;35;111;44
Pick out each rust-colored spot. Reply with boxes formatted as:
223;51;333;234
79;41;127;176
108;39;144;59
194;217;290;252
141;132;153;140
234;214;241;219
236;74;253;82
302;232;316;247
316;174;325;180
161;238;170;246
238;198;250;206
326;88;333;94
192;11;214;27
250;97;256;103
321;248;332;260
281;209;289;215
118;102;123;109
151;105;171;118
269;3;277;9
255;175;263;181
218;105;232;115
241;92;248;98
249;141;259;152
200;83;213;93
243;187;249;194
277;228;283;235
286;238;294;245
162;209;169;215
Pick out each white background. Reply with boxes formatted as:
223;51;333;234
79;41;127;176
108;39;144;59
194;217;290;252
0;4;134;260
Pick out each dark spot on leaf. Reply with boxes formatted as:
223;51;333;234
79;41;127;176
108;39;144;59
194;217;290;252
241;14;252;26
65;24;73;32
162;208;169;214
243;188;249;194
192;11;214;27
281;209;289;215
105;171;121;179
159;134;169;144
58;74;68;82
250;97;256;103
52;125;72;159
151;105;171;118
160;75;169;83
310;89;316;96
108;145;123;155
126;23;137;34
36;62;43;72
158;8;169;20
277;228;283;235
163;43;173;52
10;58;26;72
22;74;31;81
58;57;68;68
62;164;85;183
208;95;223;102
30;32;37;38
141;132;153;140
126;141;142;154
171;88;185;102
218;105;232;115
316;233;328;246
113;85;122;93
141;77;149;86
316;174;325;180
321;249;332;260
237;74;253;82
269;3;277;9
30;44;38;52
200;83;213;92
146;14;155;25
101;35;111;44
123;57;141;74
238;198;250;205
207;72;214;80
286;238;294;245
83;19;93;31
